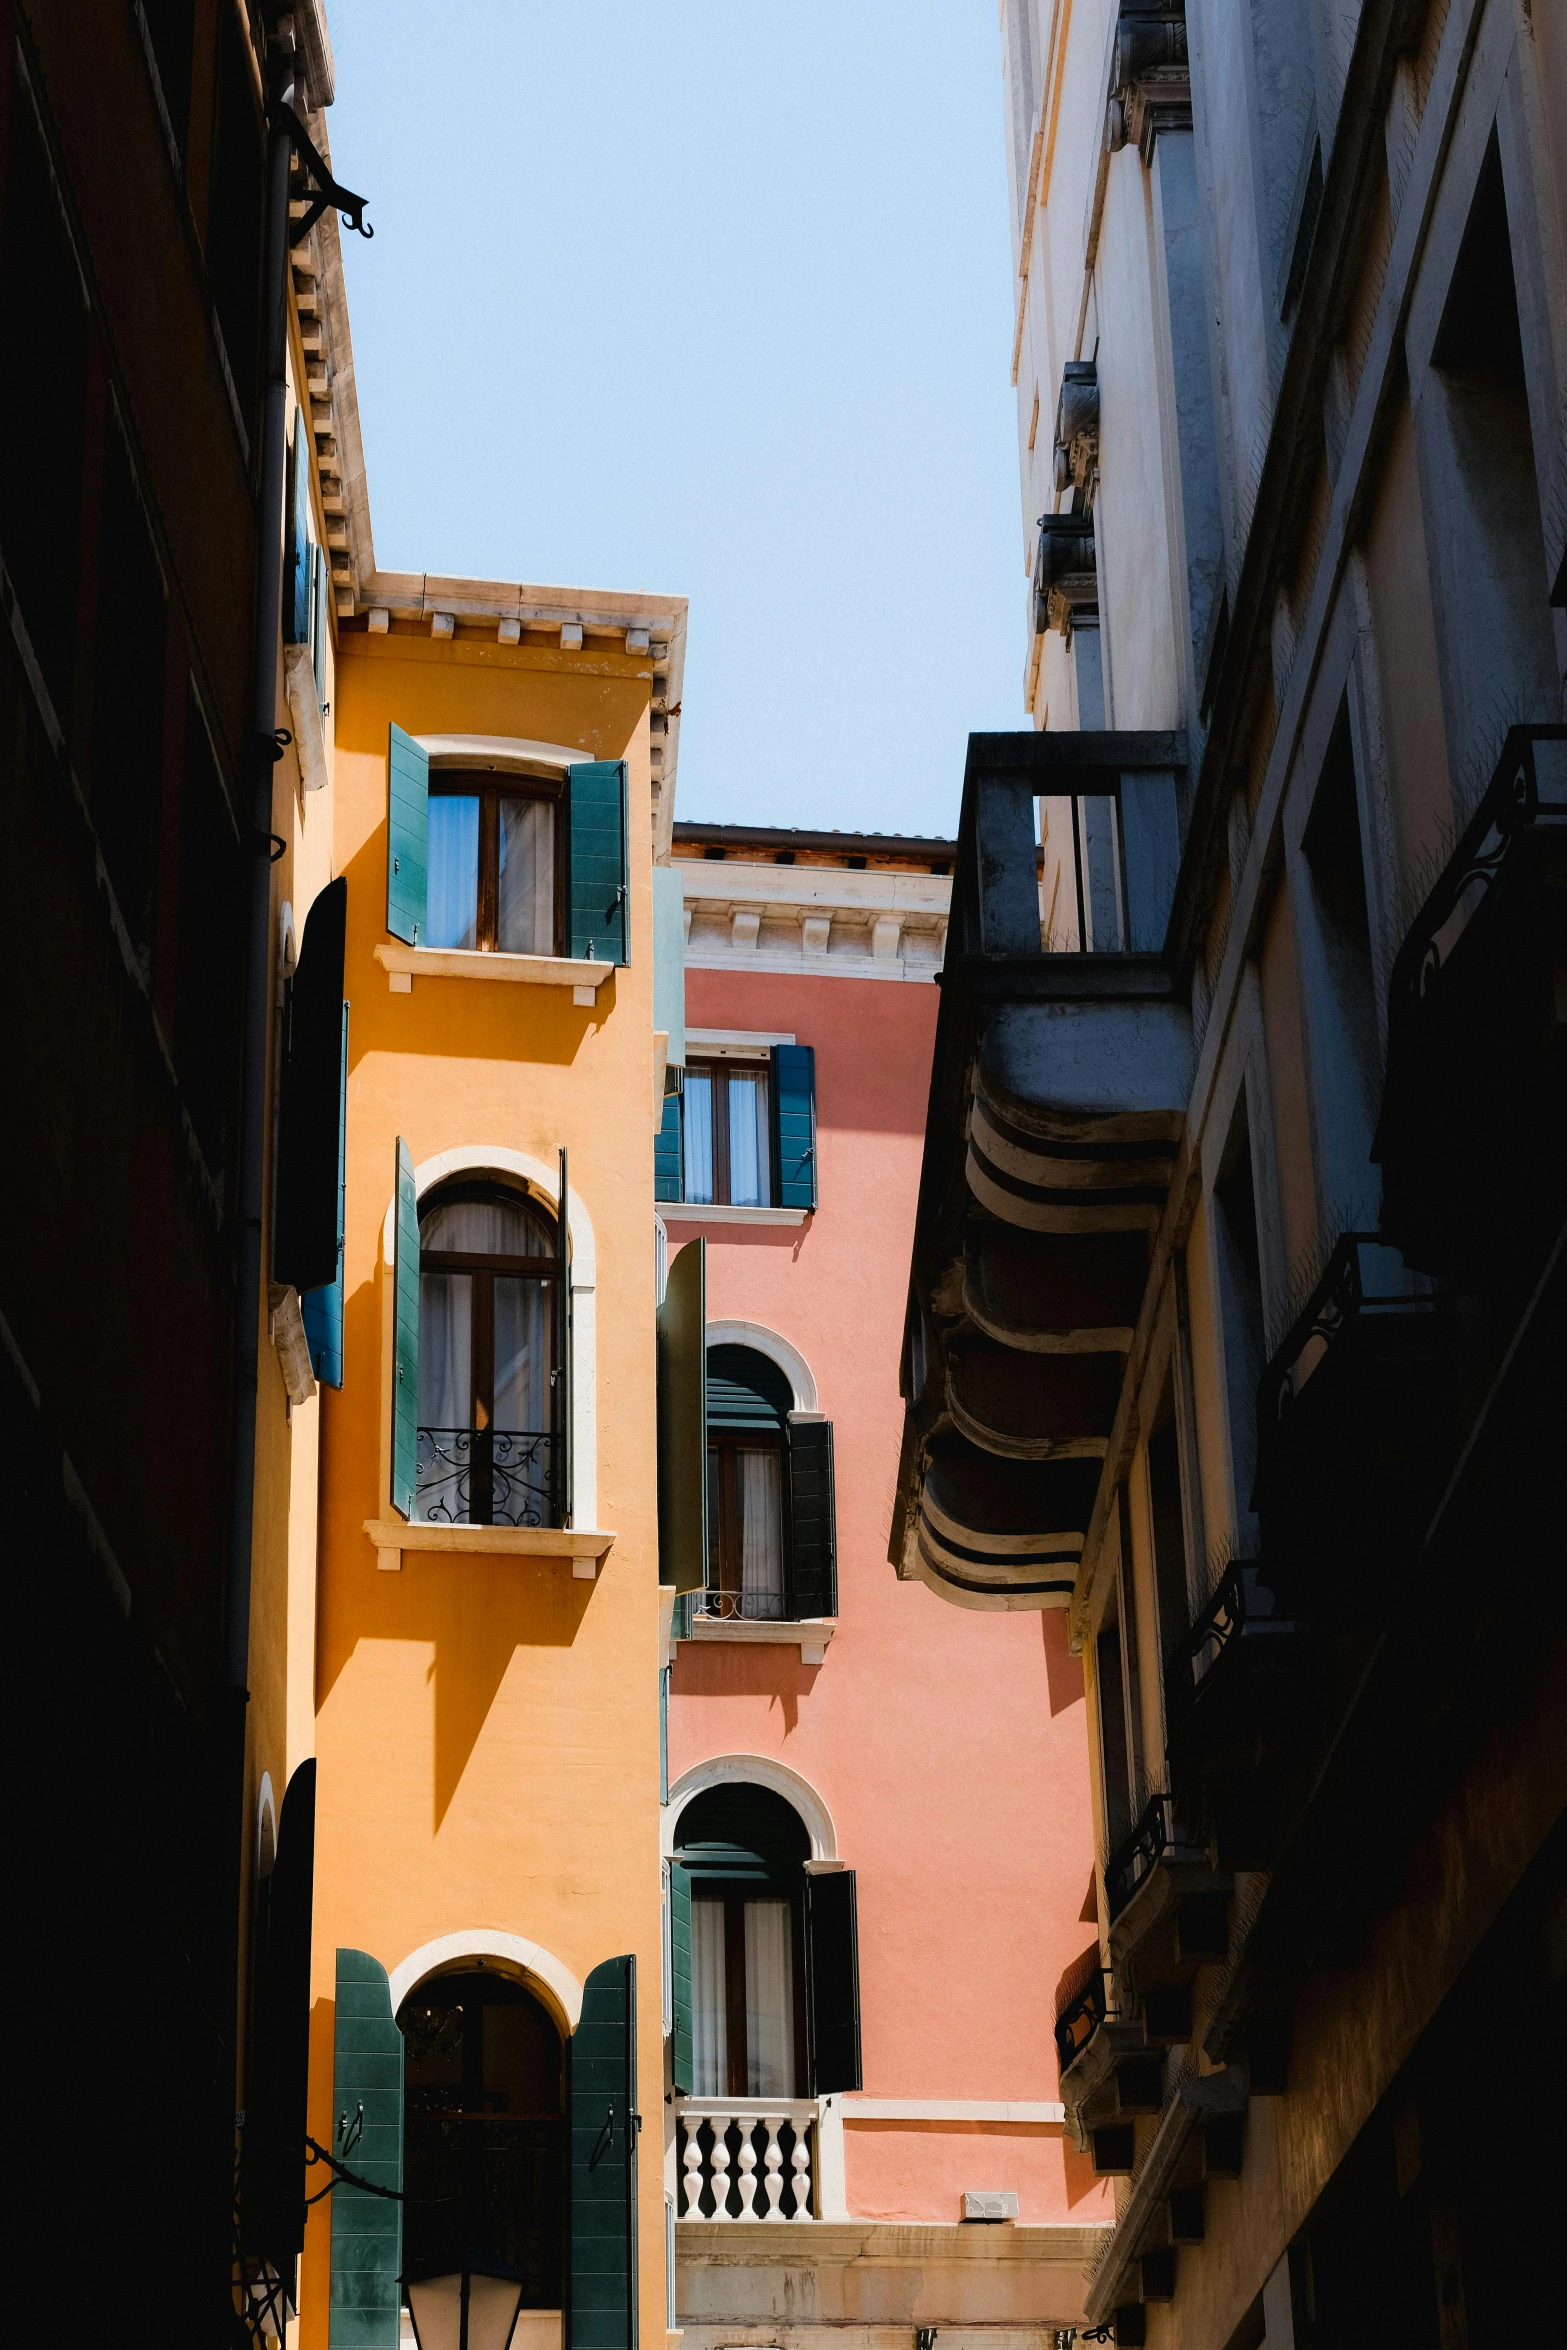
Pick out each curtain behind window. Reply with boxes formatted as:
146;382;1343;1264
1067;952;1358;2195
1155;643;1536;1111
740;1449;785;1618
727;1070;770;1206
692;1901;727;2098
498;797;555;955
427;795;479;949
744;1898;794;2096
419;1271;471;1429
493;1277;549;1432
421;1196;553;1256
684;1071;714;1203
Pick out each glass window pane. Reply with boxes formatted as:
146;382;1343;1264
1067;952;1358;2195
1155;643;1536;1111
692;1900;728;2098
421;1194;553;1257
427;794;480;949
497;796;555;955
744;1897;795;2097
684;1070;714;1203
493;1276;550;1433
418;1270;472;1426
727;1070;770;1206
739;1448;785;1618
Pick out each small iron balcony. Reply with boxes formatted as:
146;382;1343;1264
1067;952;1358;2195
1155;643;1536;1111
414;1428;560;1529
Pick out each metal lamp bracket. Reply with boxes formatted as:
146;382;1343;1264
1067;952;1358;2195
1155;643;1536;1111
277;103;372;245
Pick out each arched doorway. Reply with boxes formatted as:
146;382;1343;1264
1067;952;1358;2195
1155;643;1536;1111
397;1968;565;2305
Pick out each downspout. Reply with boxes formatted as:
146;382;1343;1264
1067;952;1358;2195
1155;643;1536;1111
225;10;297;1703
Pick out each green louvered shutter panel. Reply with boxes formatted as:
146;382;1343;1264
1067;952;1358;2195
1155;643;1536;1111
301;998;349;1388
567;761;629;965
387;725;429;945
770;1044;817;1209
804;1872;862;2095
392;1138;419;1517
656;1239;706;1593
287;408;312;645
570;1955;638;2350
787;1418;836;1618
330;1949;403;2350
654;1092;683;1203
669;1863;693;2095
312;540;330;705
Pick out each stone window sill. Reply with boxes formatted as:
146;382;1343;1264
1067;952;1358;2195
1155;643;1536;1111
374;942;613;1004
657;1201;809;1226
675;1615;835;1664
364;1518;616;1578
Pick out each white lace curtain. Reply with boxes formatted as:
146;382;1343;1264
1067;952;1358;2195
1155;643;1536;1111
690;1896;795;2100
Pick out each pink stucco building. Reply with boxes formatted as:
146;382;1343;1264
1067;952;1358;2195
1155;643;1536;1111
659;821;1110;2350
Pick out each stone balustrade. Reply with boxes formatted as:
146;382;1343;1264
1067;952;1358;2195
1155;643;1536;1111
676;2097;819;2222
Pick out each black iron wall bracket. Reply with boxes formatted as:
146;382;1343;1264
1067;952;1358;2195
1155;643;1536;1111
276;102;372;245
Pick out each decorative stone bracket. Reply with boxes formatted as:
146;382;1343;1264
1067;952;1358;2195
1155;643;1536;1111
1106;7;1190;166
1054;360;1101;503
1034;514;1099;638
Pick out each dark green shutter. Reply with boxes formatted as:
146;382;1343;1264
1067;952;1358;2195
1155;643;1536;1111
245;1760;317;2267
387;725;429;945
392;1138;419;1518
557;1146;573;1527
656;1239;707;1593
804;1872;862;2094
669;1863;693;2096
330;1949;403;2350
286;408;311;646
312;540;330;705
654;1093;683;1202
567;761;629;965
570;1955;638;2350
788;1419;836;1618
275;878;348;1294
770;1044;817;1209
301;997;349;1388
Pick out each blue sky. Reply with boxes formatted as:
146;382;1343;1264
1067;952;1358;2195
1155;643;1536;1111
325;3;1025;838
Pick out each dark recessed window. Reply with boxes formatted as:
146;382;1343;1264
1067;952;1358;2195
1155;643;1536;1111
416;1181;561;1527
426;771;560;955
707;1427;787;1620
846;855;867;870
683;1058;771;1206
703;844;727;862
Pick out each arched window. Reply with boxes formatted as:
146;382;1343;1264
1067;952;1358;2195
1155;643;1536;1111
696;1344;837;1623
398;1969;565;2306
676;1785;811;2098
416;1179;561;1527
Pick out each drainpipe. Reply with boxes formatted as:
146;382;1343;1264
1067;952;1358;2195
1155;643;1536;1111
225;10;297;1705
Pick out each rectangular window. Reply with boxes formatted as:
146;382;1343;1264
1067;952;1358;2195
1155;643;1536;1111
426;773;559;955
691;1893;798;2100
1213;1100;1267;1526
682;1058;772;1205
706;1434;787;1619
1147;1374;1191;1666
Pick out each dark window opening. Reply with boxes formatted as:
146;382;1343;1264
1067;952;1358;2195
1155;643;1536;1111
415;1180;562;1528
1096;1611;1133;1852
683;1058;771;1206
90;413;167;980
1147;1375;1190;1666
1213;1100;1267;1524
207;3;265;439
398;1971;565;2307
174;686;246;1191
1302;705;1381;1207
426;771;562;956
138;0;196;164
0;74;90;732
706;1429;788;1620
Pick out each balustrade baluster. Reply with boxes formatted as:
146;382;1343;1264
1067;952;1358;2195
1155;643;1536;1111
760;2114;785;2219
736;2118;759;2218
709;2114;734;2220
789;2117;812;2220
681;2115;705;2218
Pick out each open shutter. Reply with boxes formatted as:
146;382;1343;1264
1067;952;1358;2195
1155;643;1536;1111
387;724;429;945
787;1419;836;1619
669;1862;693;2096
652;863;686;1072
392;1138;419;1519
653;1092;683;1203
312;541;331;706
770;1044;817;1209
274;878;348;1294
570;1955;638;2350
286;408;311;646
567;761;629;965
557;1146;573;1527
245;1760;317;2268
301;996;349;1388
329;1949;403;2350
656;1238;707;1593
804;1872;862;2094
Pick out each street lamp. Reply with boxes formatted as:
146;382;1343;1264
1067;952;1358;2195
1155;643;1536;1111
403;2260;527;2350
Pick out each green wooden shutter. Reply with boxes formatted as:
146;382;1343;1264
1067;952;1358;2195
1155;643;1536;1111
787;1419;836;1619
653;1092;683;1203
567;761;629;965
669;1863;693;2096
274;879;348;1294
656;1238;707;1593
770;1044;817;1209
301;997;349;1388
570;1955;638;2350
312;540;330;705
245;1759;317;2267
330;1949;403;2350
286;408;311;646
557;1146;573;1528
392;1138;419;1518
387;725;429;945
804;1872;862;2094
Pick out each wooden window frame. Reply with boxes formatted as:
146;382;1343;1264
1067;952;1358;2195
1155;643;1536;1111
692;1883;809;2101
428;769;564;955
419;1182;560;1524
685;1055;772;1206
705;1426;791;1619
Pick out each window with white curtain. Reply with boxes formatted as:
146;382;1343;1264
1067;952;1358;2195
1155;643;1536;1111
690;1893;797;2099
415;1181;560;1528
681;1058;771;1205
426;771;559;955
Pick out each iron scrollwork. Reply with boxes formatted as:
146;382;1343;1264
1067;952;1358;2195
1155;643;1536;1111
415;1428;558;1529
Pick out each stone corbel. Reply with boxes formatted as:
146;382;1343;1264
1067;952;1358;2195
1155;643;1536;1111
1034;514;1099;638
1105;6;1190;166
1053;360;1101;504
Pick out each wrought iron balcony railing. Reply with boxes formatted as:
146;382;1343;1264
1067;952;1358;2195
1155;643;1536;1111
414;1428;559;1529
672;1587;819;1633
1254;1233;1434;1445
1164;1561;1301;1747
1103;1791;1200;1923
1054;1953;1117;2077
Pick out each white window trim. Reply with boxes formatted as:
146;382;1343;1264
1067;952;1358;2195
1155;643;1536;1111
663;1753;840;1866
374;941;611;1004
660;1202;806;1228
686;1027;796;1057
386;1928;584;2034
704;1319;818;1411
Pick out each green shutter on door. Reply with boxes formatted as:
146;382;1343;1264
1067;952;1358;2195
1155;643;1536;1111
656;1239;706;1593
392;1138;419;1518
386;725;429;945
669;1863;693;2096
570;1955;639;2350
654;1092;683;1203
787;1419;836;1618
329;1949;403;2350
804;1872;862;2095
567;761;629;965
301;998;349;1388
770;1044;817;1209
